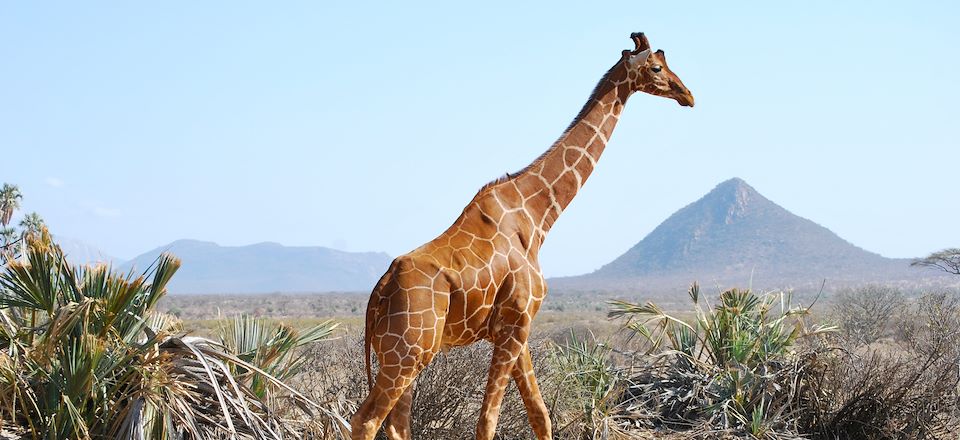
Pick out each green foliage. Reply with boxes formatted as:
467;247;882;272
0;230;179;438
217;314;339;399
548;331;618;434
0;183;24;258
17;213;44;239
0;184;22;228
0;230;341;439
0;184;44;262
607;283;835;437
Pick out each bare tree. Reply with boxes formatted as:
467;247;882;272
912;248;960;275
832;285;905;345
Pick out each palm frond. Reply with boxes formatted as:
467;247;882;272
606;282;837;437
0;232;339;439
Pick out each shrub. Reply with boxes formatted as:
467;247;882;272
0;231;340;439
294;335;547;440
898;291;960;360
800;348;959;439
411;341;538;439
831;285;905;345
217;314;338;399
803;291;960;439
546;331;621;439
291;336;365;439
605;283;835;438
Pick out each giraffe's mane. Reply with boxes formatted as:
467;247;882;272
477;59;625;193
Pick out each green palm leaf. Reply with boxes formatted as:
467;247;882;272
0;230;340;439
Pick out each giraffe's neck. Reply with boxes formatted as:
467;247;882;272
512;64;633;238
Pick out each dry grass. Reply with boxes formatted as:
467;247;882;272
90;288;960;439
293;330;587;440
596;288;960;440
800;291;960;439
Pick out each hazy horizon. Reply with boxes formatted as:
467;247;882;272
3;1;957;277
48;175;937;277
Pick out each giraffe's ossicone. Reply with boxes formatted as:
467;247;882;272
350;32;694;440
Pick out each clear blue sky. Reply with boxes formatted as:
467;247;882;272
2;1;957;277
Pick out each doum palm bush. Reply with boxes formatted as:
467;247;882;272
547;331;620;438
607;283;835;438
0;230;346;439
217;314;339;400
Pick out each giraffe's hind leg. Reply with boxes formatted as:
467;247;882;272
350;352;429;440
511;344;551;440
351;300;442;439
352;255;449;439
383;384;414;440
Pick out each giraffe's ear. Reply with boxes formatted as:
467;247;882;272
627;49;651;67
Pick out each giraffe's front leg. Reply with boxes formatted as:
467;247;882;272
476;321;529;440
511;344;551;439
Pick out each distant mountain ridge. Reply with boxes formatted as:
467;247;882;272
121;239;391;294
63;178;950;295
551;178;938;292
54;235;123;266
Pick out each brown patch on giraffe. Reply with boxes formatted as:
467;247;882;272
563;127;591;147
447;229;472;249
399;269;432;288
601;116;618;134
553;172;580;204
494;183;523;207
485;196;506;216
541;209;560;231
523;192;553;220
582;106;605;126
473;239;495;260
537;157;563;184
575;155;594;180
563;148;580;168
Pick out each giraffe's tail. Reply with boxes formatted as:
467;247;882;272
363;263;397;391
363;296;375;391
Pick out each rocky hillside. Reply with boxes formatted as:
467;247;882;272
551;178;939;293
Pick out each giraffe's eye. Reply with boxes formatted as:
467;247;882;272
651;65;663;73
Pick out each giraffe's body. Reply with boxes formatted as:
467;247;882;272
351;33;694;440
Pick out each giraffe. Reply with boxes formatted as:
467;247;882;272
350;32;694;440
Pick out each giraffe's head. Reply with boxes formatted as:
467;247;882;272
621;32;695;107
